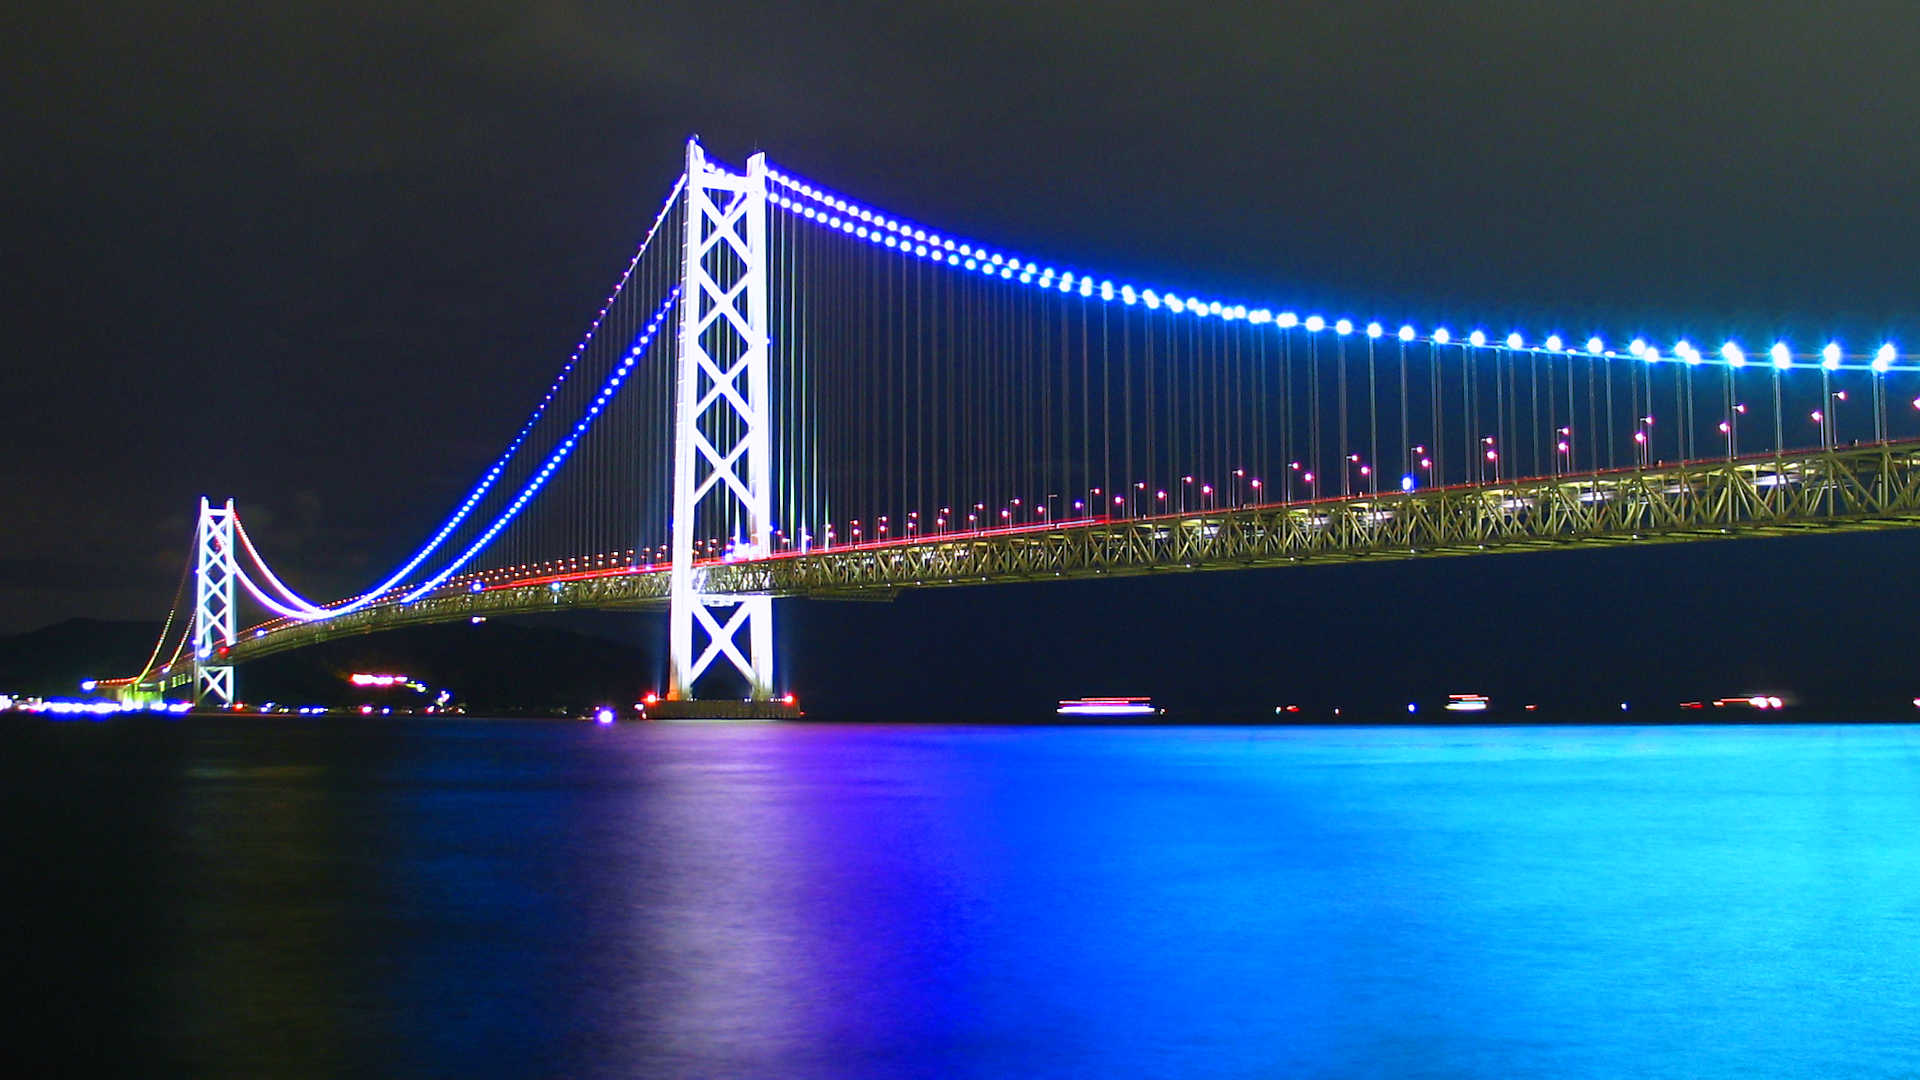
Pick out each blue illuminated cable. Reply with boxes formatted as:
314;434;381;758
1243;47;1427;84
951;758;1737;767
762;161;1907;372
252;174;688;620
398;288;680;603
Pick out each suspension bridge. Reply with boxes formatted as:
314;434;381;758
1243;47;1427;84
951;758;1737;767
98;139;1920;715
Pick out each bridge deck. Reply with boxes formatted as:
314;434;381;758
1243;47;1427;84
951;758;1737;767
200;441;1920;671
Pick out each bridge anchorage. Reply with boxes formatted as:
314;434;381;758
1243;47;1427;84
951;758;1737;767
98;137;1920;716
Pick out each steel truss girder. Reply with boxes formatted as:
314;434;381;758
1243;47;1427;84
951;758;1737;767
667;139;774;700
221;442;1920;669
700;441;1920;598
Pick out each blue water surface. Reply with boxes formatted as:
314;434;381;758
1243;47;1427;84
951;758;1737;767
7;720;1917;1077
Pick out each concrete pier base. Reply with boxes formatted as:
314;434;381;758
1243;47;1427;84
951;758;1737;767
645;699;804;722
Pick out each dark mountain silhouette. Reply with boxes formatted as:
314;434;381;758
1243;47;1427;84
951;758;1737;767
0;618;164;697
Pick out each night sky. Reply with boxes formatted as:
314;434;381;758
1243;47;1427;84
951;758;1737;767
8;2;1920;710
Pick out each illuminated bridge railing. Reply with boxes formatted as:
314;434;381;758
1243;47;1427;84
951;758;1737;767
225;440;1920;665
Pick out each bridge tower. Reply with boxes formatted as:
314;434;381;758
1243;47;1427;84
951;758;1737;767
666;138;776;703
193;496;237;706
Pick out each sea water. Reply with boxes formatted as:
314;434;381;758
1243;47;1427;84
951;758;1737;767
7;719;1917;1077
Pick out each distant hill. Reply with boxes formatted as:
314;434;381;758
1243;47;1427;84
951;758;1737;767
0;616;664;711
0;618;166;696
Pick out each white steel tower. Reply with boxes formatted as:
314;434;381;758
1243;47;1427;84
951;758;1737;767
667;139;774;701
193;496;237;706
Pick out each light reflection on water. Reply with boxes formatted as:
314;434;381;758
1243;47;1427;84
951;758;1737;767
6;720;1918;1077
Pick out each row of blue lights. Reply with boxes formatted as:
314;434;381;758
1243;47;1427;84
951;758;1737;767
397;289;681;604
283;175;692;621
764;164;1907;374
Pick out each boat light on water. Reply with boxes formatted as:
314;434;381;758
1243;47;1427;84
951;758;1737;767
1444;693;1491;713
1058;696;1160;718
1711;694;1786;710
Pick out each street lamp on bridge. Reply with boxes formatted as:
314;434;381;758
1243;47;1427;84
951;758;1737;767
1347;454;1372;497
1289;462;1314;498
1717;404;1747;460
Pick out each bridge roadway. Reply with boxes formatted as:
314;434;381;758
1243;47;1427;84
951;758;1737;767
209;440;1920;668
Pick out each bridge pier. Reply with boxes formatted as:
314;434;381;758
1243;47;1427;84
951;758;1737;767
646;696;802;722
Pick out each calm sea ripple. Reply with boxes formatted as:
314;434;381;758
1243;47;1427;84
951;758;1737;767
6;719;1917;1077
